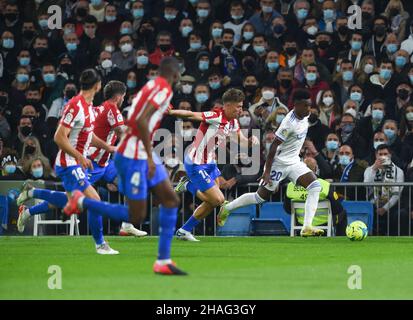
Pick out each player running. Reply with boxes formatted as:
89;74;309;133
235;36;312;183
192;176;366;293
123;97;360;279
170;88;259;241
217;89;324;237
17;81;147;239
63;57;187;275
16;70;120;254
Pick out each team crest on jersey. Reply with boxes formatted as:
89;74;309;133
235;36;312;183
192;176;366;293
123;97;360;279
117;113;123;122
63;112;74;124
281;129;288;137
203;111;214;118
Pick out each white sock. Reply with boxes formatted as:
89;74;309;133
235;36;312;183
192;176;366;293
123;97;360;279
183;181;188;191
121;222;133;229
77;195;85;211
157;259;172;265
225;192;266;212
303;180;322;228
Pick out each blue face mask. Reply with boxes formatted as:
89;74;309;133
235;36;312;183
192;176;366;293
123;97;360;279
2;38;14;49
253;45;265;55
190;42;202;50
195;93;208;103
16;74;29;83
105;16;116;23
211;28;223;38
243;31;254;41
19;57;30;66
198;60;209;71
395;56;407;68
32;167;43;178
384;128;396;140
164;13;176;21
409;75;413;85
339;155;351;166
351;41;362;51
342;70;354;81
323;9;335;20
267;62;279;71
276;114;285;123
350;92;362;102
120;28;131;35
306;72;317;82
197;9;209;18
127;80;136;89
136;55;148;65
90;0;102;6
296;9;308;20
380;69;392;80
209;81;221;90
372;109;384;121
132;9;144;19
182;26;193;37
39;19;48;29
342;123;355;134
66;42;77;51
43;73;56;83
231;14;243;20
326;140;339;151
4;164;16;174
386;43;398;54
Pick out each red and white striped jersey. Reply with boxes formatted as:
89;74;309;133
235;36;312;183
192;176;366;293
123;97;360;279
55;94;95;167
117;77;173;160
89;101;124;167
187;107;240;164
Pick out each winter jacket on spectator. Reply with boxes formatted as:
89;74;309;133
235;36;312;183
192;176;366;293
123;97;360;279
364;73;399;110
149;46;175;66
332;158;368;200
356;116;386;151
112;49;137;71
288;79;329;109
307;119;331;153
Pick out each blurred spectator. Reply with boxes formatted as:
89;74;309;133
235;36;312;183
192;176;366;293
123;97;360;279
357;99;387;149
22;156;55;181
0;149;25;180
321;132;340;174
317;89;341;128
149;31;175;66
336;113;368;159
9;117;33;155
306;105;331;152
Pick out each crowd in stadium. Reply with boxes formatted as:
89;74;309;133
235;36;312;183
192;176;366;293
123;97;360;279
0;0;413;215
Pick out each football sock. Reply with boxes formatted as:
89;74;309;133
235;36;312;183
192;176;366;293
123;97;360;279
82;198;129;222
225;192;266;212
181;215;200;232
28;201;50;216
303;180;322;228
33;189;67;208
88;210;104;245
157;206;178;260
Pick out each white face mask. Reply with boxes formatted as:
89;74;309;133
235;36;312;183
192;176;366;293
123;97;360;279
323;96;334;106
182;129;193;139
262;90;275;101
101;59;112;69
239;116;251;127
345;108;357;118
105;45;114;53
121;43;133;53
364;63;374;74
306;26;318;36
181;84;193;94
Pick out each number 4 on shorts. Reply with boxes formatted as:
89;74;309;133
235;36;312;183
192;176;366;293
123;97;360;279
131;172;140;186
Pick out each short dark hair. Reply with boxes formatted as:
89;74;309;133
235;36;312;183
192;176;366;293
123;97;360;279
292;88;311;102
159;57;180;78
104;80;126;100
79;69;101;90
376;144;390;153
222;88;245;104
84;15;98;25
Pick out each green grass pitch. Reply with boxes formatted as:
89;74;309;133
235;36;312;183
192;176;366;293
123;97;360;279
1;236;413;300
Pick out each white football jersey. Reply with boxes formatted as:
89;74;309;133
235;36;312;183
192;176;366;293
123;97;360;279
273;110;308;165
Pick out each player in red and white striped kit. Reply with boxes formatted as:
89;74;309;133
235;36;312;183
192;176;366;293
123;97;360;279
170;88;259;241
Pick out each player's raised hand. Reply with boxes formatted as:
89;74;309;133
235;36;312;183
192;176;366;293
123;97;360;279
258;169;271;186
78;156;93;170
148;157;156;179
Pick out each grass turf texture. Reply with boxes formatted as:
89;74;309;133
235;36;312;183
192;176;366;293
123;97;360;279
1;236;413;300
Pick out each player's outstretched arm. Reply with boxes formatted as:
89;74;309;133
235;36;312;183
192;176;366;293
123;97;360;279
236;130;260;147
54;125;93;170
260;137;283;185
91;133;115;153
169;109;204;121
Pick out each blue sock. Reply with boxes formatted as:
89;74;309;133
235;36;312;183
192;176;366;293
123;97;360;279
186;181;199;196
28;201;50;216
181;215;200;232
83;198;129;222
33;189;67;208
158;206;178;260
88;210;104;245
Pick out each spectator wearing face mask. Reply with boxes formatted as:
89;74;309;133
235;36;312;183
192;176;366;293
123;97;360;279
0;150;25;180
364;16;390;59
193;83;211;112
384;0;410;43
79;15;102;66
332;144;368;200
40;63;67;109
317;89;341;129
355;55;377;86
276;67;294;105
382;119;404;163
331;59;355;106
22;156;54;181
112;35;136;71
149;31;175;66
20;104;49;148
95;50;125;92
264;105;288;132
173;75;196;105
399;105;413;164
188;51;210;82
336;113;368;159
389;82;413;122
364;144;406;235
342;99;361;120
347;84;370;115
97;4;121;39
306;106;331;153
19;136;47;164
357;99;387;149
321;132;340;174
9;117;33;156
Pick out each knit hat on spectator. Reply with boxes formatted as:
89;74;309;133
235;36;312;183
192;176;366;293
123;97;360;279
196;51;210;61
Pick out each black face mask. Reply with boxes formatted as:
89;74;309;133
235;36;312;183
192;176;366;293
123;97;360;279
26;98;40;106
23;30;35;39
61;64;74;75
5;13;18;22
285;47;297;56
308;113;318;124
20;126;32;136
159;44;171;52
338;25;348;35
280;79;292;89
65;89;77;99
25;145;36;155
244;85;257;93
243;59;255;70
390;8;399;17
0;96;7;107
77;8;88;18
27;116;37;124
222;41;233;49
35;47;47;56
362;12;372;21
318;41;330;50
398;89;410;100
375;25;386;37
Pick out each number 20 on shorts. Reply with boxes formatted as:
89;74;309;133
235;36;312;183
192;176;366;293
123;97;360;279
271;170;282;181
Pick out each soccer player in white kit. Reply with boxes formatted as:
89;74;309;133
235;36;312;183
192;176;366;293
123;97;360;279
218;89;324;236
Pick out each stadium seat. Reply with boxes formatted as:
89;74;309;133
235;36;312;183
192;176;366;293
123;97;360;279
217;204;256;236
341;201;374;234
291;200;333;237
250;202;290;236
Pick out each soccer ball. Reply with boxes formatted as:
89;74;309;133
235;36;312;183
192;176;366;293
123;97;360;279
346;221;368;241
